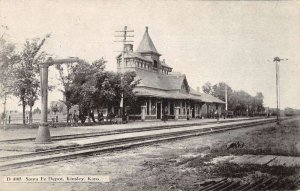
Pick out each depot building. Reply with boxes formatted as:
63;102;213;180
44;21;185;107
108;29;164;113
116;27;225;121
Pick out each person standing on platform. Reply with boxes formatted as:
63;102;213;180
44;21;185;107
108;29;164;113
89;110;96;123
98;110;104;123
123;110;128;124
72;110;78;126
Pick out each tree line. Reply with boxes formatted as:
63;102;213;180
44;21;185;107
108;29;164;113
202;82;265;116
0;35;140;126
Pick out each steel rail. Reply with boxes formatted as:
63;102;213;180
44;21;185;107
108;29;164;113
0;119;277;171
0;118;262;143
0;119;276;161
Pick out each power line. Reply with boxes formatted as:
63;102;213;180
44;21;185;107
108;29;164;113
114;26;134;122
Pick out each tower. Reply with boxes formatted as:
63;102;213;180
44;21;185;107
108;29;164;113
136;27;161;70
116;27;172;75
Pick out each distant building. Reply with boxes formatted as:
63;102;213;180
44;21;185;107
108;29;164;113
116;27;225;120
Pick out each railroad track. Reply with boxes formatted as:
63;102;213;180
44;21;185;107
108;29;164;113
0;118;277;171
0;118;261;143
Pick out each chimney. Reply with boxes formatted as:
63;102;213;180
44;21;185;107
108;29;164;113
197;86;200;92
145;26;148;33
124;44;133;52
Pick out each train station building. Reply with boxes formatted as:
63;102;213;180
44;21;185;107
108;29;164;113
116;27;225;121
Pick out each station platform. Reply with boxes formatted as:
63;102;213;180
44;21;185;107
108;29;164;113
0;117;252;141
0;117;274;156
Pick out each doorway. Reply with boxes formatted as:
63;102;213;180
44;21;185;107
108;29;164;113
192;105;195;118
157;102;161;119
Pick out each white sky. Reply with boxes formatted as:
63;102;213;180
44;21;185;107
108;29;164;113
0;0;300;112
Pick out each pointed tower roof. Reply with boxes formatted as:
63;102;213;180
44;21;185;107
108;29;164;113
136;27;161;55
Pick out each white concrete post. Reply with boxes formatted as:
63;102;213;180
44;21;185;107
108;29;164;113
36;62;51;143
141;105;146;121
149;98;152;115
175;106;180;120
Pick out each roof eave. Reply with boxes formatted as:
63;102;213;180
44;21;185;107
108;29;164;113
136;50;161;56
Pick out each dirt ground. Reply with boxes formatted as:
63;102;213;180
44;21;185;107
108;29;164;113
1;117;300;191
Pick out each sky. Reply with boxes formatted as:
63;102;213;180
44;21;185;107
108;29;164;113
0;0;300;112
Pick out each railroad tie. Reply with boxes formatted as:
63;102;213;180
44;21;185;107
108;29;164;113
230;182;250;191
260;178;279;190
217;181;240;191
239;178;264;191
208;180;233;191
268;178;288;190
249;177;274;190
199;178;227;191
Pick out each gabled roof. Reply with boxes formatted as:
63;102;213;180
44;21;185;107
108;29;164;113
135;87;202;101
135;69;187;90
190;87;225;104
136;27;161;55
133;69;225;104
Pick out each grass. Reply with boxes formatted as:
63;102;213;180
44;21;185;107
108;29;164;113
209;119;300;157
138;154;300;190
122;118;300;190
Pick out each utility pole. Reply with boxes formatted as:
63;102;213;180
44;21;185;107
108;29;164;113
35;57;81;143
273;57;288;125
114;26;134;122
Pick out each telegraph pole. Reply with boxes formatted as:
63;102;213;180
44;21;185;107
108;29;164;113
114;26;134;122
36;57;81;143
273;57;287;125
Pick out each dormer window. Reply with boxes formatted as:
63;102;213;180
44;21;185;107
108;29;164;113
153;60;158;68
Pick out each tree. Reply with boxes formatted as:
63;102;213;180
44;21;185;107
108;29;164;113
11;35;50;125
202;82;213;95
61;58;106;122
253;92;264;114
55;58;107;123
50;103;58;115
55;62;78;123
33;107;41;114
212;82;233;101
0;37;19;127
121;71;140;110
67;59;139;123
203;81;265;116
50;101;64;114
